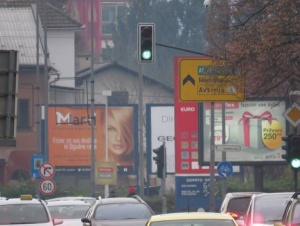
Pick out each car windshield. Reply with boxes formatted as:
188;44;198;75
253;195;291;223
95;203;153;220
48;205;90;219
0;203;49;224
227;197;251;214
149;219;236;226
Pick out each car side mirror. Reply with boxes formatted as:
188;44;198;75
81;217;91;225
53;219;63;225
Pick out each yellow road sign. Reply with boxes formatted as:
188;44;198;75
282;103;300;127
179;58;245;101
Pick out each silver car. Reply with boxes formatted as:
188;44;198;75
47;200;90;226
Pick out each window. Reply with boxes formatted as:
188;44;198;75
95;203;153;220
102;3;126;35
17;99;30;129
0;204;49;224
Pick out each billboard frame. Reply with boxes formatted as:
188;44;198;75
198;97;290;166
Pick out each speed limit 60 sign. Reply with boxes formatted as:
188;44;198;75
39;179;56;195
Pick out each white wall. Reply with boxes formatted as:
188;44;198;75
48;30;75;88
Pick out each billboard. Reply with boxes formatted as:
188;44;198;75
48;105;138;174
147;105;175;174
0;50;18;146
200;100;287;164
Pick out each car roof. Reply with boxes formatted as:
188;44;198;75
224;192;262;197
46;200;91;206
95;197;144;205
149;212;235;221
0;198;44;205
252;192;294;198
47;196;96;201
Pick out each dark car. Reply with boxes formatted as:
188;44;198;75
81;195;154;226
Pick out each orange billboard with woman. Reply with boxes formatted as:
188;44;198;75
48;105;137;174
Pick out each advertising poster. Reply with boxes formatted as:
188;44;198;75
201;100;287;164
148;105;175;174
48;105;138;174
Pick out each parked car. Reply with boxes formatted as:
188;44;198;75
47;200;91;226
145;212;239;226
220;192;262;220
81;195;154;226
274;192;300;226
0;194;63;226
237;192;293;226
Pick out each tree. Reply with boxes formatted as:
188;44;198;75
105;0;208;88
205;0;300;97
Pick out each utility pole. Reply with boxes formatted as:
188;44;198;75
90;0;96;197
43;0;49;162
137;1;145;197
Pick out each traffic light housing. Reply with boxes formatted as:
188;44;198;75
282;134;292;162
152;144;165;178
289;135;300;169
282;134;300;169
137;23;155;63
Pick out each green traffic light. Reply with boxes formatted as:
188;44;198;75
291;158;300;169
142;50;152;60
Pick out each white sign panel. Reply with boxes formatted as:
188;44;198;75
150;106;175;173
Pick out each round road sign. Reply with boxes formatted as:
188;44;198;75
39;179;56;195
39;162;55;179
217;161;233;178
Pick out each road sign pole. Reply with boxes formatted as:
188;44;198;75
221;102;227;198
209;102;215;212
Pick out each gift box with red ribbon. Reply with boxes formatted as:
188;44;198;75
238;111;273;149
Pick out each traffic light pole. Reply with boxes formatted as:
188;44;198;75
161;142;167;213
293;126;298;191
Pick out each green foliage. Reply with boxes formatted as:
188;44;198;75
143;192;176;214
0;180;36;198
61;186;91;196
216;166;295;195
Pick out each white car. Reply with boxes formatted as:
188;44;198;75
46;200;90;226
220;192;262;220
238;192;293;226
0;194;63;226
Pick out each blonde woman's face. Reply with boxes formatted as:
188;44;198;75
107;117;128;156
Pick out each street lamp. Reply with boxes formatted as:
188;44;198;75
102;90;112;198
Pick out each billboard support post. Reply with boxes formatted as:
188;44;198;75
102;90;112;198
